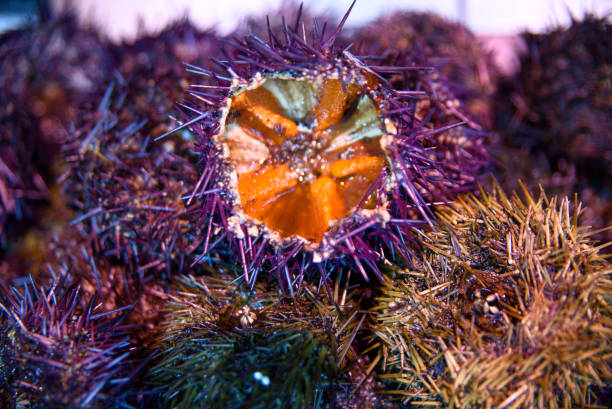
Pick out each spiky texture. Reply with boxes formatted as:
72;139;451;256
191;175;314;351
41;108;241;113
494;14;612;245
372;182;612;408
61;78;201;281
35;226;169;345
1;17;225;407
3;18;223;282
177;3;488;290
0;15;113;248
151;328;335;409
143;272;373;409
112;19;221;126
239;1;338;41
0;276;135;409
347;11;498;129
59;21;224;279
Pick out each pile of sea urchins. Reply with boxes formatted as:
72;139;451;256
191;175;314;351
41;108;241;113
0;4;610;409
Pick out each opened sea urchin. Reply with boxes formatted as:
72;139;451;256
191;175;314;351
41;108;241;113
220;71;390;248
176;4;488;287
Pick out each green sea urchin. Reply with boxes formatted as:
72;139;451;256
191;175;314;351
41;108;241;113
144;272;364;408
372;182;612;408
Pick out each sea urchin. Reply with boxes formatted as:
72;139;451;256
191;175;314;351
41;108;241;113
218;70;391;251
372;183;612;408
173;3;488;289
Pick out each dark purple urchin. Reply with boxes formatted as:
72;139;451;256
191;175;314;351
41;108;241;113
0;276;135;409
494;13;612;246
60;77;203;282
17;219;169;344
112;19;221;129
1;19;218;344
0;15;114;248
60;20;222;282
346;10;498;129
174;3;489;291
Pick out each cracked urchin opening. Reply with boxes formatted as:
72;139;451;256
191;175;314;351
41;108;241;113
170;3;488;288
217;70;393;251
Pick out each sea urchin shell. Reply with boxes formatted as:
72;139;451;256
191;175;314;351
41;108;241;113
217;69;392;250
175;3;488;288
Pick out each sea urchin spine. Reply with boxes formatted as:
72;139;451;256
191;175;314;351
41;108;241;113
170;2;488;289
372;182;612;408
0;276;135;409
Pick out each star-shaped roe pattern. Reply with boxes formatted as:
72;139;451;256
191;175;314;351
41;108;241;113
220;74;387;244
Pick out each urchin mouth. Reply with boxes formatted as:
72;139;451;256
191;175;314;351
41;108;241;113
216;70;392;247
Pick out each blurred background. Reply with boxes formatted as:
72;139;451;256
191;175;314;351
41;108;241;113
2;0;610;39
2;0;609;77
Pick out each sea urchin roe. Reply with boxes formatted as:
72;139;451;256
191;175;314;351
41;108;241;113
222;75;387;244
232;87;299;145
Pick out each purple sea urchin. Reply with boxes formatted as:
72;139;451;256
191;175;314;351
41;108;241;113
0;15;113;248
0;276;135;409
372;182;612;407
59;24;220;280
61;79;202;280
348;11;498;129
177;3;488;288
494;14;612;246
7;19;225;286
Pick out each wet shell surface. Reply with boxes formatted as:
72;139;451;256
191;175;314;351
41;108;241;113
215;70;393;249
